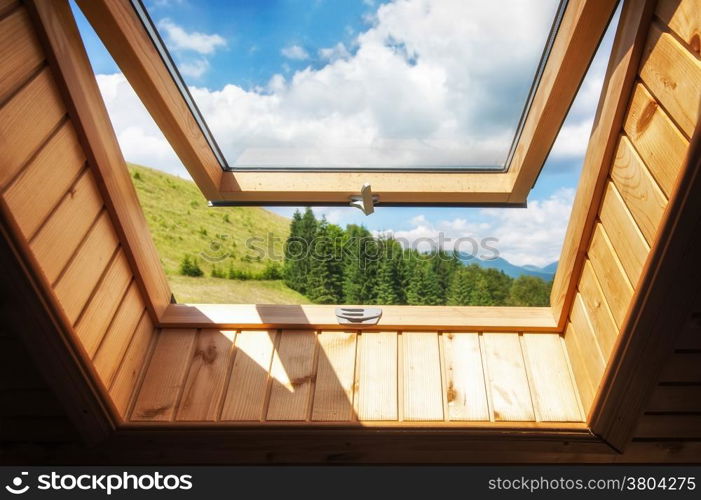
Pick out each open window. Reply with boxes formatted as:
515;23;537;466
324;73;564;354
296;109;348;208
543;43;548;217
76;0;618;207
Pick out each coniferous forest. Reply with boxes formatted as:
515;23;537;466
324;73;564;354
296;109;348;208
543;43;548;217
283;208;552;306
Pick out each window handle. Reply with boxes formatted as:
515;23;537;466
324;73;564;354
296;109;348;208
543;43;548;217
335;307;383;325
349;183;378;215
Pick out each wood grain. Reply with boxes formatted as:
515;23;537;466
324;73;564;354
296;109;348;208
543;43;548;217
441;333;489;421
176;329;235;421
609;135;668;244
92;281;146;386
29;168;103;285
0;7;43;102
220;330;277;421
598;181;650;287
563;322;596;413
655;0;701;57
402;332;443;421
640;23;701;137
521;334;582;422
311;331;357;422
623;83;688;197
587;224;634;328
482;333;534;421
577;260;618;357
52;211;119;325
131;329;197;422
0;68;65;190
356;332;398;421
3;121;85;240
74;250;132;357
160;303;558;332
569;293;607;385
267;331;317;421
109;312;155;417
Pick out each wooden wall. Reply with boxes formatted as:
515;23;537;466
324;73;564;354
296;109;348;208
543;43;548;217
564;0;699;416
0;1;156;419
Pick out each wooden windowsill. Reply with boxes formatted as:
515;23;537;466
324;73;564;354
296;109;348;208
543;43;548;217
158;304;559;332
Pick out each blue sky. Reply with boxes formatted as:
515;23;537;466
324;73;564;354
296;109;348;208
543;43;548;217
72;0;618;267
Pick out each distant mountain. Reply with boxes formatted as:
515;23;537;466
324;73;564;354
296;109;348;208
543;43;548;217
457;254;557;281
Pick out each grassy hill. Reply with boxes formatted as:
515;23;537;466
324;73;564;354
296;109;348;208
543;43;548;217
128;163;309;304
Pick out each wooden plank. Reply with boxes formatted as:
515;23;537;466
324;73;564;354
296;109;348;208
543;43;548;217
131;329;197;422
0;68;65;190
29;0;172;320
160;304;558;332
109;312;155;417
521;334;582;422
577;260;619;357
588;105;701;449
640;23;701;138
402;332;443;421
550;0;658;324
635;414;701;438
570;293;607;383
623;83;688;196
176;329;235;422
609;135;668;244
647;385;701;412
482;333;534;421
356;332;398;421
441;333;489;421
598;181;650;286
587;224;634;328
311;331;357;422
29;168;103;285
220;330;277;421
3;121;85;240
563;322;596;413
659;352;701;382
74;249;132;357
93;281;146;386
266;330;317;421
0;8;44;101
52;211;119;325
655;0;701;57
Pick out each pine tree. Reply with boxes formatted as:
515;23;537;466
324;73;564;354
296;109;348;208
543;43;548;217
430;249;461;303
471;268;512;305
342;225;377;304
306;219;343;304
508;275;551;306
406;257;443;305
283;208;318;294
446;264;481;305
374;238;405;305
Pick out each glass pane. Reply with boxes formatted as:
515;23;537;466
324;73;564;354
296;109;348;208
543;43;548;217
139;0;564;171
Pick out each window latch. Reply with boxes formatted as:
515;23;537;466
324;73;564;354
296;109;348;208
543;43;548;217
335;307;383;326
349;183;378;215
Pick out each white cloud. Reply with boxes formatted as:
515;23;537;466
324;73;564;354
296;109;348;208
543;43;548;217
95;74;188;179
281;44;310;60
157;18;226;55
100;0;609;172
373;189;575;267
318;42;351;62
178;58;210;79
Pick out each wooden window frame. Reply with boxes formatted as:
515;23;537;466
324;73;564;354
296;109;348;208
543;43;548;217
16;0;701;458
75;0;618;206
